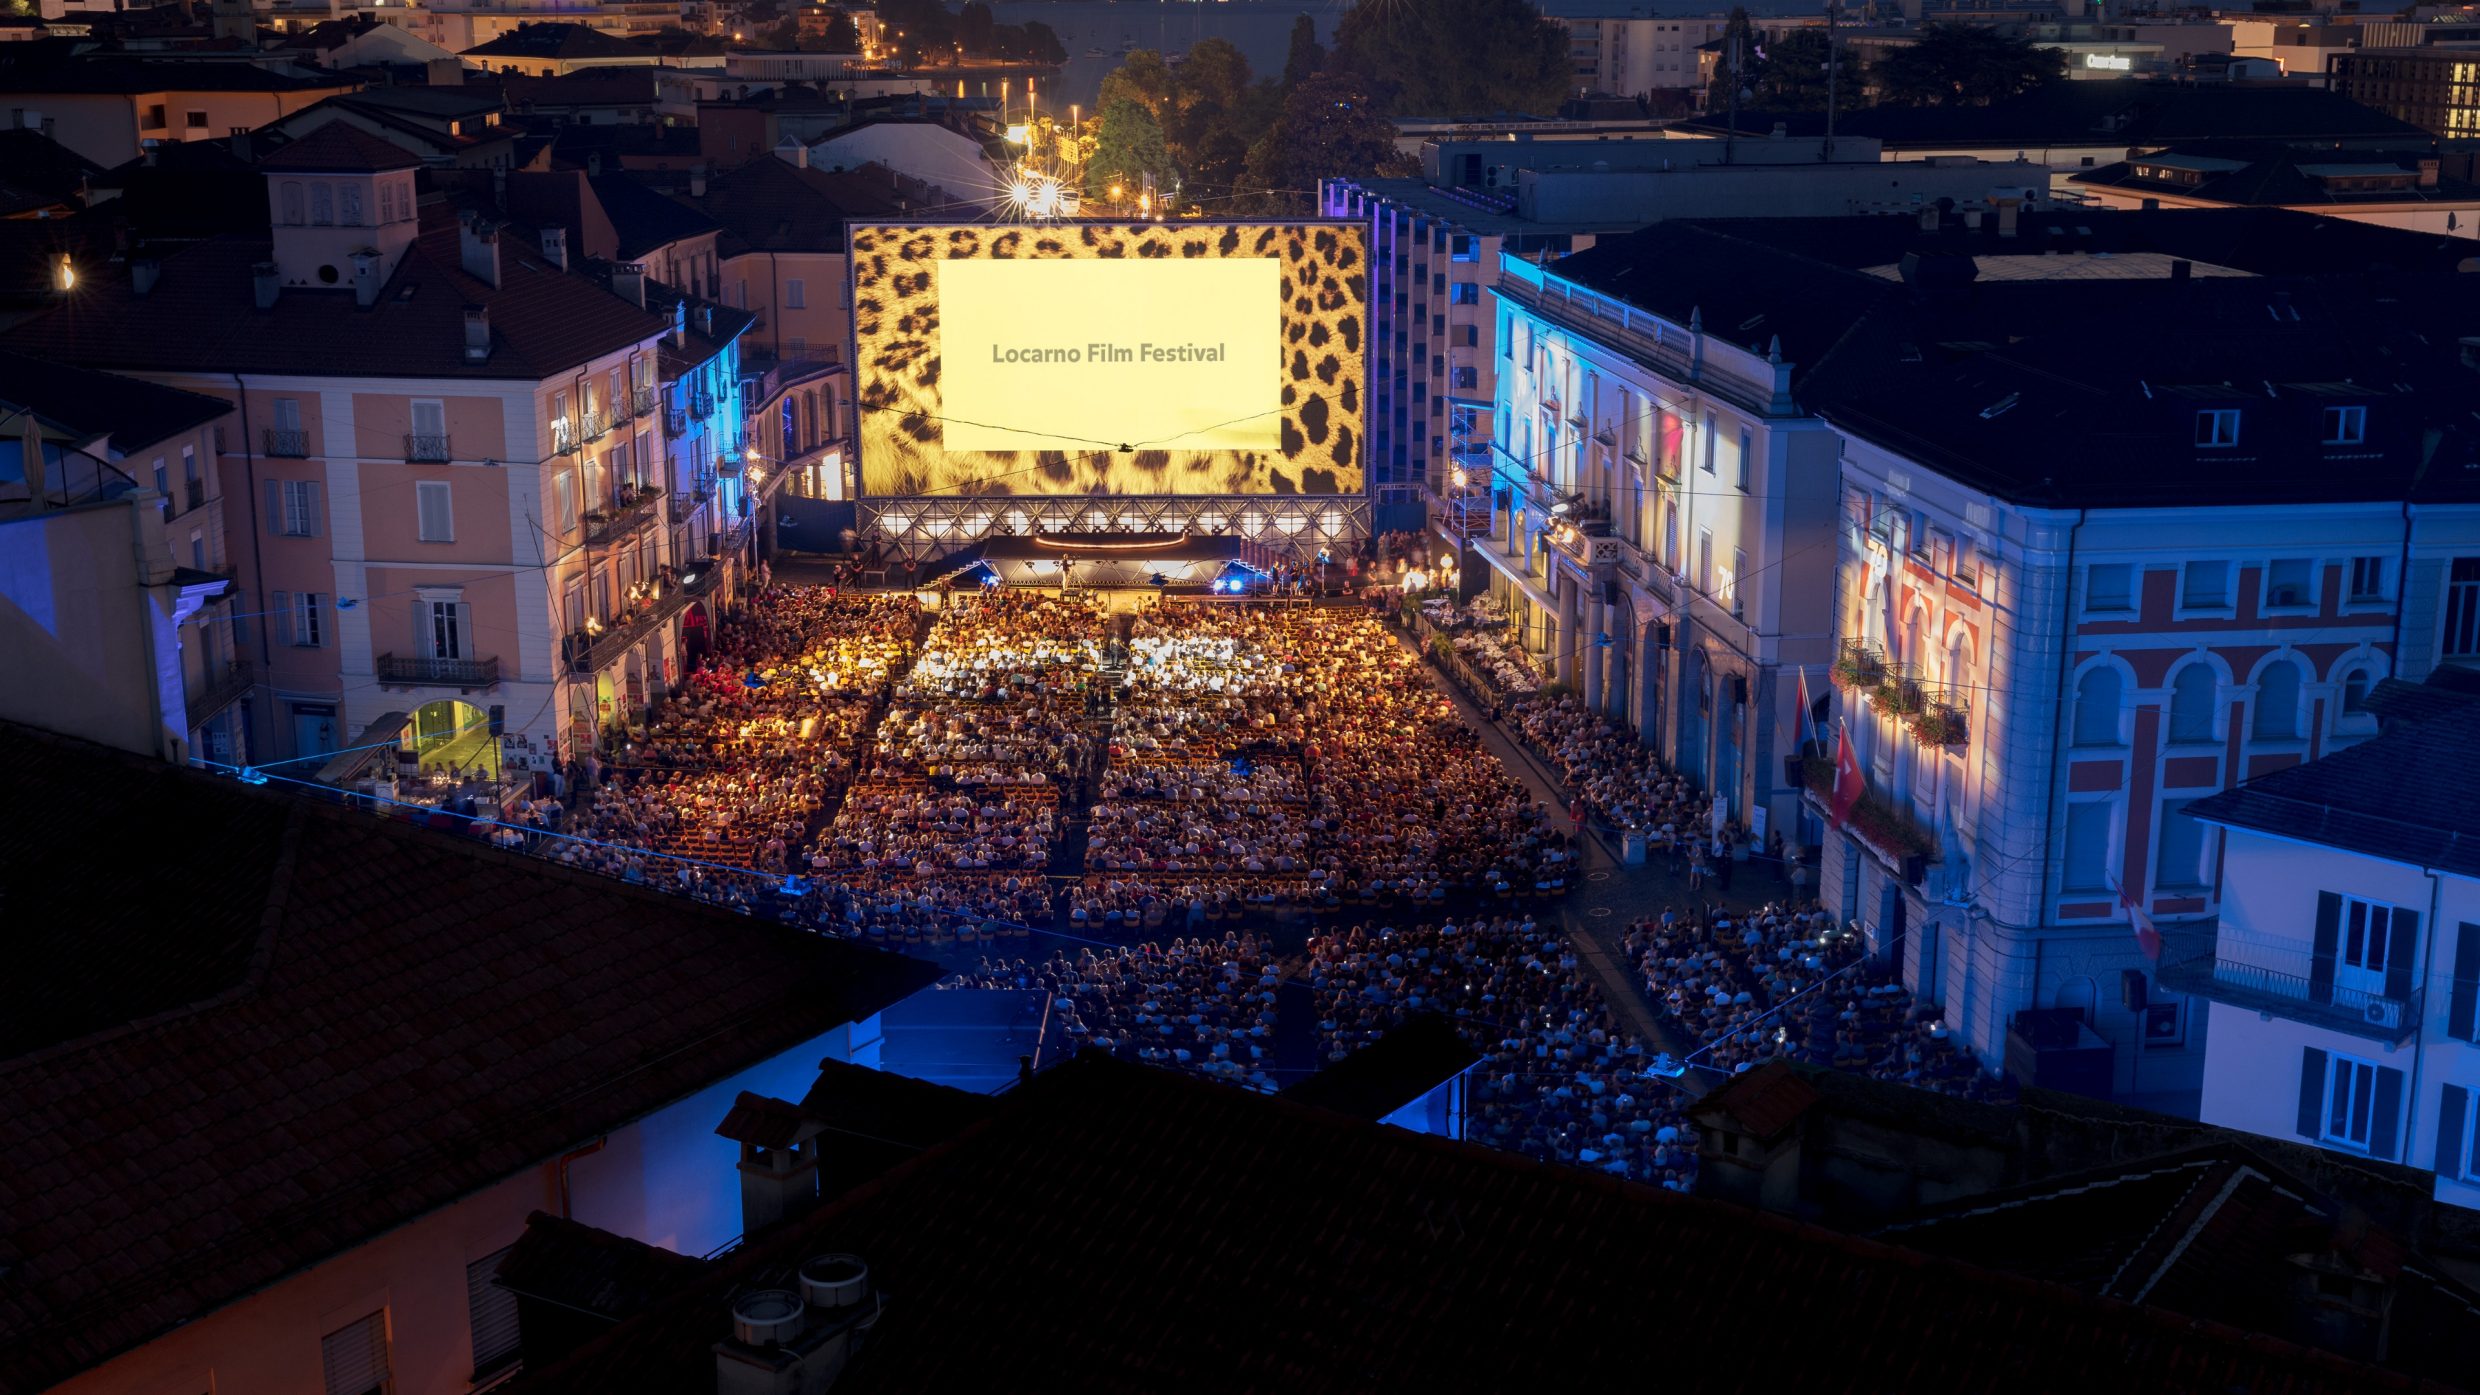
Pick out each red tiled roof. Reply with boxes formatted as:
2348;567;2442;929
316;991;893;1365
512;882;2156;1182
0;724;942;1395
2;201;669;381
508;1056;2447;1395
1692;1060;1823;1142
256;119;423;173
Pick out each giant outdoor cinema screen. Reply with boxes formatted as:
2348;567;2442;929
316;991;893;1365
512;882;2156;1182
850;222;1369;498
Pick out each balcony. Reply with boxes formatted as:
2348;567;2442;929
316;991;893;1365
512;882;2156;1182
404;433;452;464
690;386;716;419
568;585;693;675
374;653;502;692
185;657;253;730
1831;638;1886;689
579;408;611;443
1910;686;1971;746
263;427;309;458
183;481;207;514
632;386;658;418
583;483;663;545
665;405;688;438
552;417;578;454
2154;931;2422;1046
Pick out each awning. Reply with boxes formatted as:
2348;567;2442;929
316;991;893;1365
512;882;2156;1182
313;710;410;785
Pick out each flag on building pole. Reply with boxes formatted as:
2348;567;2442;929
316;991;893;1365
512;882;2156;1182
2114;877;2163;962
1794;664;1819;755
1829;721;1864;828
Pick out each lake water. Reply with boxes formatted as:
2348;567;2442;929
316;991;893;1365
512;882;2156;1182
985;0;1341;111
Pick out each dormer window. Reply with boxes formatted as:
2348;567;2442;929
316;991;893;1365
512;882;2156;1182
2195;408;2240;448
2322;404;2366;446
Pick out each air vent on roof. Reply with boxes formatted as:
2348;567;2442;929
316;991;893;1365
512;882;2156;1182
732;1289;808;1347
1737;314;1765;333
799;1254;870;1310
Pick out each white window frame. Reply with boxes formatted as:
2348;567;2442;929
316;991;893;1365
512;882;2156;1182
2178;559;2233;614
2337;895;2403;1000
2083;563;2134;616
2346;555;2389;605
2321;1051;2380;1152
2262;557;2316;612
2195;408;2241;448
785;277;806;309
281;480;319;537
553;468;577;536
2322;404;2366;446
415;480;454;543
293;592;325;648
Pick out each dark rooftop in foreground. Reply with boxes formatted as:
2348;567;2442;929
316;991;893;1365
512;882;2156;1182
0;348;228;453
2192;691;2480;880
1278;1013;1477;1120
0;723;941;1395
1677;79;2429;149
504;1054;2446;1395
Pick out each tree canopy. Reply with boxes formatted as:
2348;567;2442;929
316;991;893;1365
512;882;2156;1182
1084;97;1176;204
1282;15;1325;87
1330;0;1568;117
1241;70;1402;211
1871;23;2066;106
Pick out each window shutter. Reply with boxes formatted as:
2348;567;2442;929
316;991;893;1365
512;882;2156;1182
414;600;429;659
308;481;323;537
465;1246;522;1374
2370;1066;2404;1161
2296;1046;2327;1139
454;603;473;661
319;1311;390;1395
2439;1085;2470;1180
2384;909;2419;1005
2451;924;2480;1043
2310;891;2341;1005
274;590;293;646
264;478;282;533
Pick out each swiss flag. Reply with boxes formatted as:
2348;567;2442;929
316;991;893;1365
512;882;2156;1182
2116;878;2164;962
1829;722;1865;828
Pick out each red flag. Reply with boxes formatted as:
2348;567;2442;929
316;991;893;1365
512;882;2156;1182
1829;722;1864;828
2115;878;2163;962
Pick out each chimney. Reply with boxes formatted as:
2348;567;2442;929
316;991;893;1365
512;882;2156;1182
717;1093;825;1235
2417;157;2440;189
671;300;687;348
612;260;646;308
463;305;491;362
540;224;568;271
2170;258;2192;282
1918;205;1940;232
690;161;710;198
252;260;280;309
350;247;383;307
228;130;251;163
459;211;502;288
775;136;808;169
696;304;714;338
132;256;161;296
1963;207;1984;231
713;1255;880;1395
427;57;464;86
1994;197;2020;238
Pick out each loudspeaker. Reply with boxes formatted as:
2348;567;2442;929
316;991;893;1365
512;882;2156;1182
2121;968;2148;1012
488;704;506;737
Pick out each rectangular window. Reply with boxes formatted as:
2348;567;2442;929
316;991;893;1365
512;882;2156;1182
144;102;166;129
427;599;469;660
416;481;454;543
409;400;448;461
291;592;325;648
2338;895;2405;997
2347;556;2388;602
1727;546;1746;618
185;109;208;130
1700;412;1716;473
272;480;321;536
2062;800;2113;892
467;1247;522;1376
321;1310;391;1395
1735;428;1752;491
2263;557;2314;610
2322;1052;2380;1150
553;469;577;535
2084;563;2134;615
2141;990;2186;1049
2155;796;2211;890
2322;404;2366;445
785;277;806;308
2180;560;2231;610
2446;557;2480;658
2195;408;2241;448
1697;526;1713;595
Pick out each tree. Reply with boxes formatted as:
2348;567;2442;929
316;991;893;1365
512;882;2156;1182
1705;7;1761;115
1331;0;1567;116
1097;49;1179;131
1751;29;1840;111
821;8;860;52
1015;19;1065;65
1871;23;2065;107
1282;14;1325;87
762;15;800;50
1084;96;1176;204
955;0;994;54
1240;71;1401;212
1184;78;1283;201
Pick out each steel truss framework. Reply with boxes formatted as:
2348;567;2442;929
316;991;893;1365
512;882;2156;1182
860;494;1373;562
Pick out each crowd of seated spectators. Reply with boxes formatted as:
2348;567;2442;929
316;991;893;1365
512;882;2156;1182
1507;692;1710;838
949;935;1282;1090
1304;918;1700;1189
1625;902;2011;1102
805;591;1109;940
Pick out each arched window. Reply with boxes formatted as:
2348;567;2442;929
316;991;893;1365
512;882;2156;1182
337;182;362;225
309;183;333;226
2253;658;2302;740
2073;665;2122;747
2340;666;2373;714
1946;630;1971;687
280;181;304;225
2168;663;2218;744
